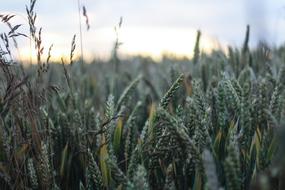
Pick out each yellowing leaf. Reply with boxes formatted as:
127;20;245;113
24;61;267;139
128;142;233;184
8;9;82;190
60;143;69;177
100;135;110;187
113;118;123;154
213;130;222;157
193;171;202;190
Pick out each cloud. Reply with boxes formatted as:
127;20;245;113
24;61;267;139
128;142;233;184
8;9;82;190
1;0;285;61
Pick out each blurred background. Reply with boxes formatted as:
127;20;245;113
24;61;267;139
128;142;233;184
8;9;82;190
1;0;285;62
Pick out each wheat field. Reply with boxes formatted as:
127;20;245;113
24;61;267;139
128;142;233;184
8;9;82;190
0;1;285;190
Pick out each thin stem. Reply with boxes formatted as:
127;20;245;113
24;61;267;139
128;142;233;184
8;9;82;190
77;0;84;64
29;30;32;65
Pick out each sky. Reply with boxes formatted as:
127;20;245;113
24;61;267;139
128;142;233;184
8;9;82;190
1;0;285;62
